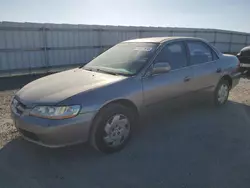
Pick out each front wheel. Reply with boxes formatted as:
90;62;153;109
214;79;230;106
90;104;135;153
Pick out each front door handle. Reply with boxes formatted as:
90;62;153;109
216;68;222;73
184;76;191;82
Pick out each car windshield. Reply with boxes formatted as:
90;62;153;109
83;42;158;76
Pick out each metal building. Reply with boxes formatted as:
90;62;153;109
0;22;250;77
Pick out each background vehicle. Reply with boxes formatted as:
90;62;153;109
237;46;250;76
11;37;240;153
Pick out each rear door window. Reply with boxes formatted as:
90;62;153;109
187;41;213;65
155;42;188;70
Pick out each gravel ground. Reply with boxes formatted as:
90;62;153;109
0;90;18;147
0;76;250;188
0;74;48;148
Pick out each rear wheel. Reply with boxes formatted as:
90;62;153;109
90;104;135;153
214;79;230;106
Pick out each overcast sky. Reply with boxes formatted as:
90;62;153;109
0;0;249;32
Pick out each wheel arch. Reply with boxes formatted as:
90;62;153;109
88;98;139;141
221;75;232;89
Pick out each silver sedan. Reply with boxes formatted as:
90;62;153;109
11;37;241;153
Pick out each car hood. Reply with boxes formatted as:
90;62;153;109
16;68;126;106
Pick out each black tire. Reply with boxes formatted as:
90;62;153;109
214;79;230;106
90;103;136;153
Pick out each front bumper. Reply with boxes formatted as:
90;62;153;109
11;110;96;148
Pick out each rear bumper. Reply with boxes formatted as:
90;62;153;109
11;111;96;148
240;63;250;68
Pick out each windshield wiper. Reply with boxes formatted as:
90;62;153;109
82;67;117;75
82;66;131;76
81;67;96;72
95;69;119;76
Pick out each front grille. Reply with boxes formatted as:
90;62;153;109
19;128;39;142
16;102;26;114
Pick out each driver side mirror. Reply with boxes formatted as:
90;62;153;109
151;62;171;75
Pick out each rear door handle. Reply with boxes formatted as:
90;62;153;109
216;68;222;73
184;76;191;82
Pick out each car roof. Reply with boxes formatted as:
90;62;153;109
123;37;204;43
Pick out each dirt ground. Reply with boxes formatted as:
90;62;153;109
0;90;18;147
1;76;250;188
0;74;50;147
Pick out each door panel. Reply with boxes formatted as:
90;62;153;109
189;61;221;91
142;41;194;108
185;41;221;92
142;67;193;108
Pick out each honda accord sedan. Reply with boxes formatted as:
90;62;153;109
11;37;241;153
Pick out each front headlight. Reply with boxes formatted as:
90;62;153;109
30;105;81;119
